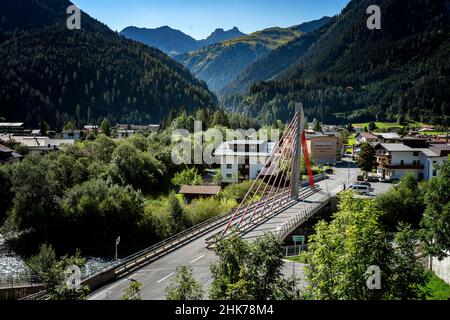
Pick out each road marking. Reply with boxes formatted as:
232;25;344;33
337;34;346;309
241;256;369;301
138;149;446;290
157;272;174;284
190;255;205;264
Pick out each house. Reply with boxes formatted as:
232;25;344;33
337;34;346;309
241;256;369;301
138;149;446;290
116;124;160;133
179;185;221;201
0;144;22;164
0;135;74;154
305;132;343;165
0;122;25;134
117;129;135;139
375;142;450;181
356;132;379;144
62;129;82;141
374;132;401;142
214;140;276;183
83;125;98;133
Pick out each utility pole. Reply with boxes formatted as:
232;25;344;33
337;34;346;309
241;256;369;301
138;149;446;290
115;236;121;261
290;103;303;200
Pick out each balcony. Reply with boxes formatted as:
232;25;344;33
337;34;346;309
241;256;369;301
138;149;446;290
378;163;424;170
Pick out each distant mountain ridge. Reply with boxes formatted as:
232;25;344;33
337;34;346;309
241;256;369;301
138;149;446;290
120;26;245;56
175;17;332;93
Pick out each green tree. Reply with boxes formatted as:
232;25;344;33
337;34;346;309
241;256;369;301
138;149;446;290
209;231;295;300
357;142;376;175
61;179;145;251
40;121;50;135
374;174;426;231
166;266;204;300
28;244;89;300
171;167;203;187
306;192;429;300
389;224;429;300
122;281;143;300
108;142;165;194
313;118;322;132
420;160;450;260
368;122;377;132
0;166;13;223
100;118;111;137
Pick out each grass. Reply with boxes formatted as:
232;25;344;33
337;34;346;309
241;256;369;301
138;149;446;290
352;121;425;129
286;251;308;264
424;273;450;300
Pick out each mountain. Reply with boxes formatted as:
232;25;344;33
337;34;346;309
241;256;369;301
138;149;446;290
176;17;332;93
120;26;199;56
198;27;245;47
120;26;245;56
292;16;332;33
222;0;450;125
0;0;216;128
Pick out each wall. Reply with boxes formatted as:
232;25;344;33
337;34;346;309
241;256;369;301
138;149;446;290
431;254;450;285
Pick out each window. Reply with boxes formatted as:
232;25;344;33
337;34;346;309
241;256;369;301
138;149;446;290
226;174;232;179
413;152;419;157
226;164;232;169
400;160;404;165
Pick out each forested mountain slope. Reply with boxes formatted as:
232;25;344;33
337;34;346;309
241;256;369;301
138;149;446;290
0;0;216;127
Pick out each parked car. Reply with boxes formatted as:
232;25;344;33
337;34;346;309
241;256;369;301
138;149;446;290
325;168;334;174
367;176;379;183
349;184;370;195
356;182;372;188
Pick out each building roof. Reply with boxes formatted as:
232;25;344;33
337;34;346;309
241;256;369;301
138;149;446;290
214;141;275;157
0;123;24;127
0;136;74;148
227;140;266;145
379;143;413;152
62;130;81;134
375;133;401;140
358;132;378;140
179;185;221;196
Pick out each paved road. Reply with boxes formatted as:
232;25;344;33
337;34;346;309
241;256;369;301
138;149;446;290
89;162;361;300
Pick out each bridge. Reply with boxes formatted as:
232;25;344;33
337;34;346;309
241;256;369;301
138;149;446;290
21;105;361;300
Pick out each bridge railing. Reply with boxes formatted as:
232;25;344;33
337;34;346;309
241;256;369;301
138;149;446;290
275;184;345;240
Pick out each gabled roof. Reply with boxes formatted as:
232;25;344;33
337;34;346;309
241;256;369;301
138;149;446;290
179;185;221;196
358;132;378;140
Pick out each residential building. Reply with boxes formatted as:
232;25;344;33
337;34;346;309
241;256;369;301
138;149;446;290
0;144;22;164
305;132;343;165
375;142;450;181
116;124;160;133
0;135;74;154
356;132;378;144
62;129;82;141
179;185;221;202
214;140;276;183
0;122;25;134
117;129;135;139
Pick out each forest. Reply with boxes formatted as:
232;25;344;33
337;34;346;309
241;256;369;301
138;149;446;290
220;0;450;126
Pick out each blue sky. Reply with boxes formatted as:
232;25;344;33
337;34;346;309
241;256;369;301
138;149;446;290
72;0;350;39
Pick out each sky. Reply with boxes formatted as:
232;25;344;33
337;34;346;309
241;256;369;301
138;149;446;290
72;0;350;40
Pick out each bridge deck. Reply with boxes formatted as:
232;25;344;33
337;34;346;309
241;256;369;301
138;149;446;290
88;165;360;300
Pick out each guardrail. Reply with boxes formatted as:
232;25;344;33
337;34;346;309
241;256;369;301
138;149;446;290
23;174;329;299
275;185;345;241
205;174;328;247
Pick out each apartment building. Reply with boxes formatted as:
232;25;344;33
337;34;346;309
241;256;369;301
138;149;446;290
375;141;450;181
305;132;343;165
214;140;276;183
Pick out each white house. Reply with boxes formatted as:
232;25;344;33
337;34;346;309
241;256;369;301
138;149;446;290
375;142;450;181
0;135;75;154
214;140;276;183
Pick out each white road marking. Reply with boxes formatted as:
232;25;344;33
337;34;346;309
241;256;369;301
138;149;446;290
190;255;205;264
157;272;175;284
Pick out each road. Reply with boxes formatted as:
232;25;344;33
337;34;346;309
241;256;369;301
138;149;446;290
89;162;361;300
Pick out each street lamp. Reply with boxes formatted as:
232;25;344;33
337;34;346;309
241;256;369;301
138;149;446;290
115;236;121;261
